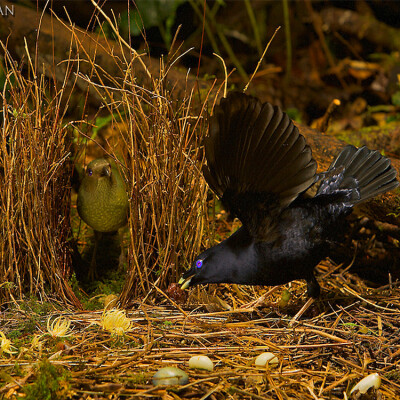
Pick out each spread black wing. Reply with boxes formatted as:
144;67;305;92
203;92;317;241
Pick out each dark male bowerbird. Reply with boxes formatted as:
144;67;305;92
179;92;399;297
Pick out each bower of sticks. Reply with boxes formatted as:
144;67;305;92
1;2;400;399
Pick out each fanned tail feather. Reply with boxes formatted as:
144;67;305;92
317;145;399;204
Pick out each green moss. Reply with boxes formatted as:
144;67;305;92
334;130;363;148
332;120;400;155
19;296;58;316
22;359;71;400
385;369;400;382
285;107;302;123
5;301;55;347
124;372;152;385
13;362;23;377
71;266;125;310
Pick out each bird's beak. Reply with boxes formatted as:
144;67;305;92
101;164;112;177
179;265;197;289
178;276;192;290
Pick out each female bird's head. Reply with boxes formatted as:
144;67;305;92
85;158;112;180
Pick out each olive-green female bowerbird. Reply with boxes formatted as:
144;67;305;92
77;157;129;279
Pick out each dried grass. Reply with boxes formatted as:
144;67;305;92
1;264;400;399
0;44;79;307
119;82;211;301
0;7;212;306
71;10;213;302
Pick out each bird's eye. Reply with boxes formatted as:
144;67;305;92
196;259;203;269
87;168;93;176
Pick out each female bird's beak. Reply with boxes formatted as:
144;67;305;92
101;164;112;177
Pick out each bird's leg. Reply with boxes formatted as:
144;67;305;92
88;230;102;280
288;275;320;326
306;274;321;298
118;229;127;272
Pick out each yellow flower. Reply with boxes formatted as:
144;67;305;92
0;331;18;356
101;309;132;336
31;334;43;349
47;316;73;338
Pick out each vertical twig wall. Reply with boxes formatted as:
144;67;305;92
0;48;80;307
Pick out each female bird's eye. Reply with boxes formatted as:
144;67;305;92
87;168;93;176
196;260;203;269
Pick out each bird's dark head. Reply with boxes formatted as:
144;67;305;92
179;252;212;289
179;245;239;289
85;158;112;180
